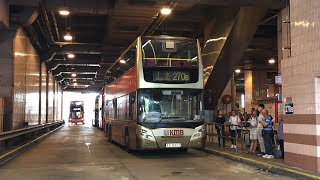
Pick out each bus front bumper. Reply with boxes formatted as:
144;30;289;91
136;136;204;150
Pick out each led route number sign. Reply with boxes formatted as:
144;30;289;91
153;71;190;82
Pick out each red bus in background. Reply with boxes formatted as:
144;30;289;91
69;101;85;124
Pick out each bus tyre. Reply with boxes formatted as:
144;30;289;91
125;132;131;153
108;126;113;143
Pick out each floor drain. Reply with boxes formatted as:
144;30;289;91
171;172;183;176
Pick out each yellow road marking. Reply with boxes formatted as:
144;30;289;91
207;148;320;179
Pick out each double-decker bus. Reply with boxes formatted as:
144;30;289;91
69;101;85;124
104;36;205;152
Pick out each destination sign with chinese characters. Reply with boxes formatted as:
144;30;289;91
153;71;191;82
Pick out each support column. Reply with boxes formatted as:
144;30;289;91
0;30;14;131
0;0;9;29
281;0;320;173
203;6;267;110
244;70;253;113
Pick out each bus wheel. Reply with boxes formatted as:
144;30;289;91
108;126;113;143
125;132;131;153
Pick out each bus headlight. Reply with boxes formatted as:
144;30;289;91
138;126;156;142
190;125;204;141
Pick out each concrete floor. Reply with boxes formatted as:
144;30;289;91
0;125;296;180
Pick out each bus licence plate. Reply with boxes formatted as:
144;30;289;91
166;143;181;148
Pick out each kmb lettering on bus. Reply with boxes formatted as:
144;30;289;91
164;130;184;136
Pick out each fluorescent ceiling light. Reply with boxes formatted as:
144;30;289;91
161;7;172;15
120;59;126;64
268;58;276;64
73;83;78;86
64;34;73;41
235;69;241;73
68;53;75;58
71;73;76;77
59;10;70;16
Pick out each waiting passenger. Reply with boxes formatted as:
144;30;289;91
229;110;241;149
247;110;259;154
215;110;226;148
257;104;266;156
278;115;284;159
259;109;274;159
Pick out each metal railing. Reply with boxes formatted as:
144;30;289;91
205;122;250;151
205;122;279;152
0;121;64;146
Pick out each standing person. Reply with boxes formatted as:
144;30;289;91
259;109;274;159
237;112;243;138
248;110;259;154
257;104;266;155
229;110;241;149
215;110;226;148
278;115;284;159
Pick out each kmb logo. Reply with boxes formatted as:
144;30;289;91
164;129;184;136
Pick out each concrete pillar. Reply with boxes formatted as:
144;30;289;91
252;71;268;100
0;0;9;29
244;70;253;113
202;7;267;110
0;30;14;131
281;0;320;173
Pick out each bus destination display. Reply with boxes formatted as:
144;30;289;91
153;71;190;82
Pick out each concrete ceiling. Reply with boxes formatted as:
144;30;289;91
7;0;285;91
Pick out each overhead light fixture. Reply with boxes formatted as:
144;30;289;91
160;7;172;15
73;79;77;82
120;59;126;64
59;10;70;16
241;94;245;109
67;53;75;58
71;73;76;77
268;58;276;64
235;69;241;73
73;83;78;86
64;33;73;41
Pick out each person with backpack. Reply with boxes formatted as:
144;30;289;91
259;109;274;159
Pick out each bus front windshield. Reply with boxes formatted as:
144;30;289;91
138;89;203;123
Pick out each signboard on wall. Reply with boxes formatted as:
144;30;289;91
285;103;294;114
275;75;282;86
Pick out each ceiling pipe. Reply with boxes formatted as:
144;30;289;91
54;72;97;76
50;11;60;41
141;2;178;36
40;6;55;43
42;0;115;14
49;63;100;71
42;45;102;63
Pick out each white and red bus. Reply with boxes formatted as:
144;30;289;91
104;36;204;152
69;101;85;124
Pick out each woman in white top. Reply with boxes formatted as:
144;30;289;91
229;110;241;149
248;110;259;154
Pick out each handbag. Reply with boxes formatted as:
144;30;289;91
273;145;282;158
